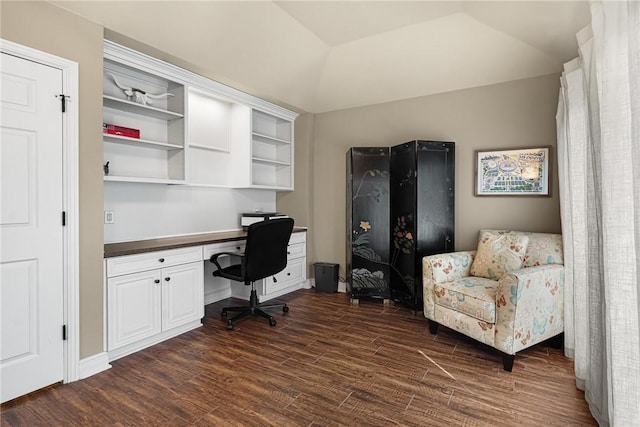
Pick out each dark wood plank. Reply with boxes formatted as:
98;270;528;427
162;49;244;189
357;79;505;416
1;289;595;426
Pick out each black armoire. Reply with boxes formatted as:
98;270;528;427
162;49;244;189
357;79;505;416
346;147;391;302
389;140;455;309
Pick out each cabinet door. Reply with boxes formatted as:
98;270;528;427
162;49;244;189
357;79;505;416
161;262;204;331
108;270;162;350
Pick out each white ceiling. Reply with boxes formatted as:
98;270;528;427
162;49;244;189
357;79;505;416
52;1;591;113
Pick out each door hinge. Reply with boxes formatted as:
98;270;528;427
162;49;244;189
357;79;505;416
62;211;66;226
56;94;69;113
62;325;67;341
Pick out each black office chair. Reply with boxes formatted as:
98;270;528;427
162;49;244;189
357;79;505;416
209;217;295;330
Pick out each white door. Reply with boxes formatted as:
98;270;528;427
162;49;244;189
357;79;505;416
0;52;64;403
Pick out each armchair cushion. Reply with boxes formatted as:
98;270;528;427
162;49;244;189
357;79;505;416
469;230;530;280
434;276;499;323
521;232;564;267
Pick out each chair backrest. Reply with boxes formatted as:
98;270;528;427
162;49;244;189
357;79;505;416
481;229;564;267
243;218;295;282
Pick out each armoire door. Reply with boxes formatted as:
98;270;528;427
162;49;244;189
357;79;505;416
346;147;390;300
390;140;455;309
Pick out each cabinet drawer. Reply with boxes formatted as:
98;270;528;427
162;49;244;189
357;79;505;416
265;258;306;294
289;232;306;244
203;241;246;260
287;242;306;260
107;246;203;278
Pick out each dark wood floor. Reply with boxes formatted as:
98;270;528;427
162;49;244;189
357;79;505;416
1;289;595;426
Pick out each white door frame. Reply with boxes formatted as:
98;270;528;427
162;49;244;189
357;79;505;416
1;39;80;383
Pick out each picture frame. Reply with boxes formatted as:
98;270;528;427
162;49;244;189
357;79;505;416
475;146;550;196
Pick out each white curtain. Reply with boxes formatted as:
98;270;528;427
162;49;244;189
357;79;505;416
557;1;640;426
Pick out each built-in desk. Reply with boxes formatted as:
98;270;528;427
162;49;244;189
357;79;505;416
103;228;308;361
104;227;307;257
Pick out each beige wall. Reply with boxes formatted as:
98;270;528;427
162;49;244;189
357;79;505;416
1;2;105;358
292;74;562;279
277;113;316;274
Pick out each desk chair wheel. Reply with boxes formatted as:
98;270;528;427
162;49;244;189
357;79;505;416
283;305;289;313
226;320;234;330
269;318;277;327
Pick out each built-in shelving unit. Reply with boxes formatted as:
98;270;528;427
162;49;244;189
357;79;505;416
103;45;186;184
250;109;293;190
102;40;297;190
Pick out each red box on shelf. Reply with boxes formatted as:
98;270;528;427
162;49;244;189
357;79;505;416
103;123;140;139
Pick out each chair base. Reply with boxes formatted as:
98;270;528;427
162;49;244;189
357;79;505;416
221;288;288;330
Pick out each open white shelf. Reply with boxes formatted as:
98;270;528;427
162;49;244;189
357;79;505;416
104;134;182;151
252;132;291;145
104;175;186;185
252;156;291;166
103;95;183;121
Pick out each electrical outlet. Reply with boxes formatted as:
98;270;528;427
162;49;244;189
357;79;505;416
104;210;115;224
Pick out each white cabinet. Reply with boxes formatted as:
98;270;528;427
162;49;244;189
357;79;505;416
264;231;306;295
103;43;186;184
107;269;162;349
106;246;203;360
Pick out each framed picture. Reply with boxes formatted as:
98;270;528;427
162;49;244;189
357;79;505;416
475;147;550;196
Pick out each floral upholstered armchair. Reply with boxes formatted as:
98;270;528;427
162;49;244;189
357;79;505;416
422;230;564;371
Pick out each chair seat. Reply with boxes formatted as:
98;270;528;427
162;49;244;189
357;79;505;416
214;264;242;282
434;276;499;323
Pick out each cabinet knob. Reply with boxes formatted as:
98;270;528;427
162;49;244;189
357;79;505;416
165;277;171;281
273;277;277;283
158;258;165;263
154;279;160;284
287;272;291;276
287;251;291;255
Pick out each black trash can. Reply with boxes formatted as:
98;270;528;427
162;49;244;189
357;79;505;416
314;262;339;293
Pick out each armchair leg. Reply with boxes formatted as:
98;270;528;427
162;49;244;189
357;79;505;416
502;354;515;372
427;320;439;335
549;333;564;349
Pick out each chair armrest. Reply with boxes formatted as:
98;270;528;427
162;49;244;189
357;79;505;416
209;251;244;272
494;264;564;354
422;251;476;319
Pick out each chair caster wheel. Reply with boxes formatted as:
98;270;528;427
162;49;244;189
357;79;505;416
269;318;277;327
226;321;233;330
283;305;289;313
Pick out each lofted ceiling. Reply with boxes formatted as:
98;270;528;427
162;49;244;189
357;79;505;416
52;1;591;113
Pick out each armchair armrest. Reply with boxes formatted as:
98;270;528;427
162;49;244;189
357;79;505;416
422;251;476;319
209;251;244;272
494;264;564;354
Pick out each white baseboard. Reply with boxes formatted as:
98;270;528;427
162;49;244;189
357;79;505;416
78;352;111;380
204;288;232;305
